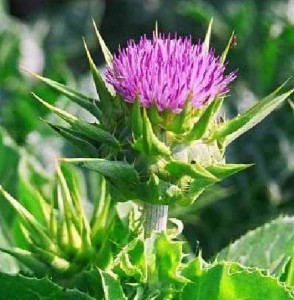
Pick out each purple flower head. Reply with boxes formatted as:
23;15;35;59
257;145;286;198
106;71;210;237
106;33;236;113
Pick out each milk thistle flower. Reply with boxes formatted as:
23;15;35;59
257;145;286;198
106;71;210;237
106;33;236;113
30;21;293;236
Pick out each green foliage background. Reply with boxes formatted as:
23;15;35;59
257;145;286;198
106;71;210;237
1;0;294;261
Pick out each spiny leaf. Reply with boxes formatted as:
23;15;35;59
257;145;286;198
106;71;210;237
217;216;294;279
30;244;72;273
25;69;102;120
113;238;146;282
92;20;113;67
220;31;235;64
47;122;98;157
56;165;82;250
203;18;213;52
206;163;252;180
0;186;57;253
59;163;90;237
209;85;294;145
83;39;113;119
181;256;205;281
99;269;127;300
0;247;47;276
62;158;139;184
0;272;94;299
182;262;294;300
165;160;218;182
33;93;120;148
155;234;188;283
90;175;107;226
90;176;112;242
18;176;51;227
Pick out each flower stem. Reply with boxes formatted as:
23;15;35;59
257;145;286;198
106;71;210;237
144;203;168;237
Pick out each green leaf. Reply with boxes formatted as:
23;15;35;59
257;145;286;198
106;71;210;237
92;20;113;67
165;161;217;182
0;247;47;276
181;256;206;281
90;175;109;228
205;163;252;180
99;269;127;300
220;31;235;64
0;225;19;274
113;238;147;282
134;109;171;157
0;128;21;226
0;272;94;299
47;122;98;157
289;100;294;115
56;165;82;250
69;269;103;299
33;93;120;148
185;98;224;141
217;216;294;278
209;85;294;145
26;70;102;120
162;161;219;206
18;160;50;227
182;262;294;300
83;39;113;120
203;18;213;52
63;158;139;184
0;186;57;253
285;256;294;287
155;234;187;283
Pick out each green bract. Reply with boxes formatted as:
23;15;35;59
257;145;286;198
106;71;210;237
29;21;293;208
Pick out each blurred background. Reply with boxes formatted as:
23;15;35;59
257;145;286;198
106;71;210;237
1;0;294;259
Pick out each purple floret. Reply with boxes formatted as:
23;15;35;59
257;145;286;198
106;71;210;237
105;33;236;113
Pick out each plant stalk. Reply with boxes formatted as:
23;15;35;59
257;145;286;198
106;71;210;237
144;203;168;237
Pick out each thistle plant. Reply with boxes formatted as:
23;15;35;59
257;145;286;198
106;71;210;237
0;18;294;299
30;21;293;238
0;162;139;280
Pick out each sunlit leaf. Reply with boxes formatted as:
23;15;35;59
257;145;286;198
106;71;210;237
99;269;127;300
209;85;294;145
33;93;119;148
182;262;294;300
217;216;294;278
92;20;113;67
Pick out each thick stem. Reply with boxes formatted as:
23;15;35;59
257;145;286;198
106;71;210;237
144;203;168;237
